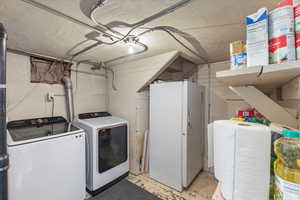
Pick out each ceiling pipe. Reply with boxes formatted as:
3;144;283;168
20;0;119;40
66;38;148;63
120;0;192;28
8;48;73;63
20;0;150;60
21;0;207;64
79;0;193;48
85;0;192;30
0;23;8;200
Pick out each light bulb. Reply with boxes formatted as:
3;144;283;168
128;45;134;54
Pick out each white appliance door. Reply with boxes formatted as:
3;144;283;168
8;132;86;200
91;123;129;191
149;82;183;191
182;81;204;187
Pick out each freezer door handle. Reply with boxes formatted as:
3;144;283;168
187;110;192;129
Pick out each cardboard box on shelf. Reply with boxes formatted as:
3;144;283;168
230;41;247;69
269;33;296;64
246;8;269;67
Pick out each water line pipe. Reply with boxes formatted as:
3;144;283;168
62;76;75;122
0;23;8;200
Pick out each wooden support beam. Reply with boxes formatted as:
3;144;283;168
230;86;298;128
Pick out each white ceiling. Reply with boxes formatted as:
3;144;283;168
0;0;277;65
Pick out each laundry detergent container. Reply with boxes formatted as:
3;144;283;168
213;120;271;200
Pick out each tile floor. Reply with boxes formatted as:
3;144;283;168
127;172;218;200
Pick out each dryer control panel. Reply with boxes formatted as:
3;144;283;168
78;112;111;119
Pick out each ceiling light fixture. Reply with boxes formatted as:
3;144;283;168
128;45;134;54
124;36;140;54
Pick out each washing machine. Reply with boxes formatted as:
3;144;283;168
74;112;129;195
7;116;86;200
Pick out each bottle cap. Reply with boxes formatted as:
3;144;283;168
282;130;300;138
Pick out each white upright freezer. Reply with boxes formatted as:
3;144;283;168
149;80;205;191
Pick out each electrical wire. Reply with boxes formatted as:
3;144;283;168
65;39;91;58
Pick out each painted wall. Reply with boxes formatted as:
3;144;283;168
6;52;107;121
198;61;250;122
107;51;179;174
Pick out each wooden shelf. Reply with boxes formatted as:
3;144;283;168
216;61;300;92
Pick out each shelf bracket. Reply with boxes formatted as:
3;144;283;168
230;86;298;129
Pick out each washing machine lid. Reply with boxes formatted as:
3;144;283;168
77;116;127;129
7;117;82;145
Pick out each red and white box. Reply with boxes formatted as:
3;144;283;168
269;34;296;64
236;109;255;118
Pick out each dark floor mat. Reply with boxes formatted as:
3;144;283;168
90;179;161;200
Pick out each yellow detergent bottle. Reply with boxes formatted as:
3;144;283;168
274;130;300;200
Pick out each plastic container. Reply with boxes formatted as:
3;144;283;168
230;41;247;69
274;130;300;199
275;130;300;169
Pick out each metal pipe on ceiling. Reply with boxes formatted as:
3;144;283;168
78;0;193;48
67;41;103;58
20;0;208;64
8;48;73;63
86;0;192;29
123;0;192;28
0;23;8;200
19;0;151;61
81;0;210;63
70;69;106;77
78;0;193;62
67;39;148;63
20;0;119;40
